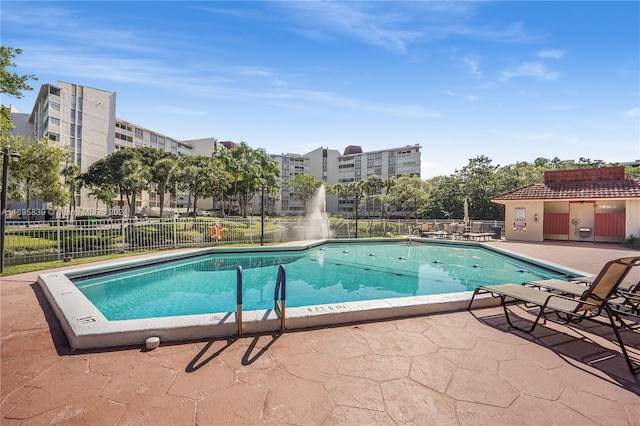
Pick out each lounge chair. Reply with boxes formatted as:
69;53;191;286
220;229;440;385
524;256;640;296
452;223;467;240
433;223;450;239
609;281;640;320
468;256;640;375
463;222;493;241
419;223;435;237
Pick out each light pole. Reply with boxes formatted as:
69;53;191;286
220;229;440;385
1;148;21;273
260;184;265;246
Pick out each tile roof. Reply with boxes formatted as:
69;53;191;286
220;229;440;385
491;179;640;201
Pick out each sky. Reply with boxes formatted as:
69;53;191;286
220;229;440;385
2;1;639;178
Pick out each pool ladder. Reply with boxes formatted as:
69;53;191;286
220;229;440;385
236;264;286;336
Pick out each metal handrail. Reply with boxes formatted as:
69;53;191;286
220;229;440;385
236;266;243;336
273;264;286;332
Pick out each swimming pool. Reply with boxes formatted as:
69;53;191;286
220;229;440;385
74;242;567;321
38;239;584;349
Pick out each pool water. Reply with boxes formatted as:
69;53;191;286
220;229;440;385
75;242;567;320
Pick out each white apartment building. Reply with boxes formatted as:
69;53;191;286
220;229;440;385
12;81;117;212
251;153;309;216
10;81;422;218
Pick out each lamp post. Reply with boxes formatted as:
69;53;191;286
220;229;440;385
1;148;21;273
260;184;265;246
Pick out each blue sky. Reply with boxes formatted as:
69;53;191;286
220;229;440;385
3;1;639;178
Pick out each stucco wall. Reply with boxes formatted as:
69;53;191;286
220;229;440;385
503;201;544;242
626;199;640;239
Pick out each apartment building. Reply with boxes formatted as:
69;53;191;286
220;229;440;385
252;153;310;216
12;81;117;211
336;144;421;185
10;80;422;217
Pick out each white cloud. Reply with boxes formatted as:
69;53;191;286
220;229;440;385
625;107;639;118
444;90;479;102
463;54;482;78
537;49;567;59
500;62;561;81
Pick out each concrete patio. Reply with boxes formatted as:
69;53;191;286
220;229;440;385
2;240;639;425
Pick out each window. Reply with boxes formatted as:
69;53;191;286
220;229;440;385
70;109;76;122
77;111;82;125
150;133;158;142
70;125;75;137
48;133;59;141
158;136;165;143
70;137;75;149
78;98;83;110
77;126;82;138
135;128;143;136
50;101;60;111
50;117;60;126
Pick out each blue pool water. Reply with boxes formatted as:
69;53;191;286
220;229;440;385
74;242;569;321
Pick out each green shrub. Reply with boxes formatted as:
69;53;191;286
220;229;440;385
624;235;640;250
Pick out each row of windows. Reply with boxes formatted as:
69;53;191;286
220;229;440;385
116;122;132;132
116;132;133;142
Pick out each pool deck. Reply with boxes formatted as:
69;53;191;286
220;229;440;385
2;240;640;425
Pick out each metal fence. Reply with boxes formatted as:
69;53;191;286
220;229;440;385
2;216;505;267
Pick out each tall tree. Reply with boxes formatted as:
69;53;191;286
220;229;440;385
61;160;82;219
10;136;67;222
288;173;323;212
219;142;279;217
362;175;384;218
133;147;179;218
387;175;430;219
457;156;502;220
1;46;37;200
82;149;150;217
425;175;464;219
175;155;230;216
0;46;37;99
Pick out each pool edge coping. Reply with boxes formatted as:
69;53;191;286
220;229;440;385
37;238;589;350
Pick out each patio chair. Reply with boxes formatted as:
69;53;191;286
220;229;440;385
523;256;640;297
419;223;435;237
463;222;493;241
468;256;640;375
609;281;640;320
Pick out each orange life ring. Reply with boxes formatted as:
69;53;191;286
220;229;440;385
211;224;224;241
